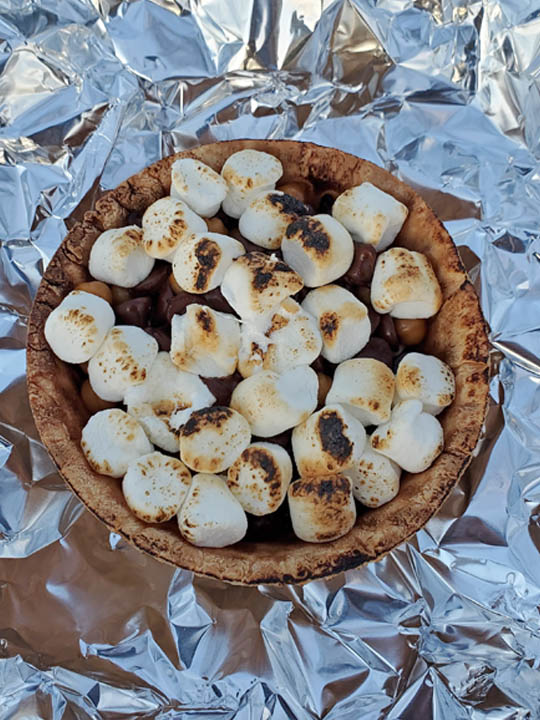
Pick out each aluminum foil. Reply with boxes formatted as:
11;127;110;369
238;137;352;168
1;0;540;716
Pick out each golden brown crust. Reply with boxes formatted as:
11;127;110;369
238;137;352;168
26;139;490;585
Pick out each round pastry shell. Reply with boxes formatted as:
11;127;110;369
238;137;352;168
27;140;490;585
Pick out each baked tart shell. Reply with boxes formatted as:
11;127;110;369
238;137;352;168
26;140;490;585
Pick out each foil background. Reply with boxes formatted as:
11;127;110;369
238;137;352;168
1;0;540;717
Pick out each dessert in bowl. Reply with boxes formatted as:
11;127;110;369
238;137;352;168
27;140;489;584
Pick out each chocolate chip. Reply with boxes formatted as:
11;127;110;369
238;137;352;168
367;305;381;334
293;286;309;304
311;355;335;375
115;297;152;327
355;337;393;368
355;286;371;305
376;314;399;350
244;501;294;542
230;227;262;255
256;429;292;451
202;371;243;406
342;243;376;286
165;289;199;323
204;287;237;315
126;210;143;227
144;326;171;351
154;282;176;325
317;192;337;214
132;262;170;296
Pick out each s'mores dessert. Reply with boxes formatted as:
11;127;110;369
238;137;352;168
28;140;488;584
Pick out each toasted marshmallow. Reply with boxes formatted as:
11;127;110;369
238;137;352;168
44;290;114;364
180;406;251;473
238;298;322;377
172;232;245;294
288;475;356;543
371;248;442;318
282;214;354;287
142;196;206;262
221;252;303;320
327;358;395;426
301;285;370;363
371;399;444;473
89;226;154;288
124;352;216;452
123;452;191;523
170;304;240;377
178;473;247;547
238;190;310;249
230;365;318;437
221;149;283;218
333;183;408;252
345;442;401;508
227;442;293;516
292;404;366;477
170;158;227;217
396;352;456;415
81;409;153;478
88;326;158;402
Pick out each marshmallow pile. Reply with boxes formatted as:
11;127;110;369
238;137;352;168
43;148;457;549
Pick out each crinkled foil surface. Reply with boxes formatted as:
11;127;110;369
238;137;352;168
1;0;540;717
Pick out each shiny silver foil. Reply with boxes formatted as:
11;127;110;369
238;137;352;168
1;0;539;716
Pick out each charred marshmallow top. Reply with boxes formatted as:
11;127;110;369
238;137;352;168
221;149;283;218
44;290;114;364
239;190;311;250
371;247;442;318
170;158;227;218
142;196;206;262
221;251;304;320
333;182;408;252
282;214;354;287
172;232;245;294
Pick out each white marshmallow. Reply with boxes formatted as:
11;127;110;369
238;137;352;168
178;473;247;547
170;304;240;377
288;475;356;543
89;226;154;288
124;352;216;452
230;365;318;437
396;352;456;415
371;399;444;473
327;358;395;426
281;214;354;287
238;190;310;249
345;442;401;508
170;158;227;217
371;247;442;318
333;182;408;252
142;196;206;262
221;252;303;321
238;297;322;377
171;232;244;294
81;409;153;478
227;442;293;516
180;406;251;473
44;290;114;364
292;404;366;477
221;149;283;218
301;285;370;364
88;326;158;402
122;451;192;523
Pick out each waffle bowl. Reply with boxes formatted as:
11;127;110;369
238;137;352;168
26;140;490;585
